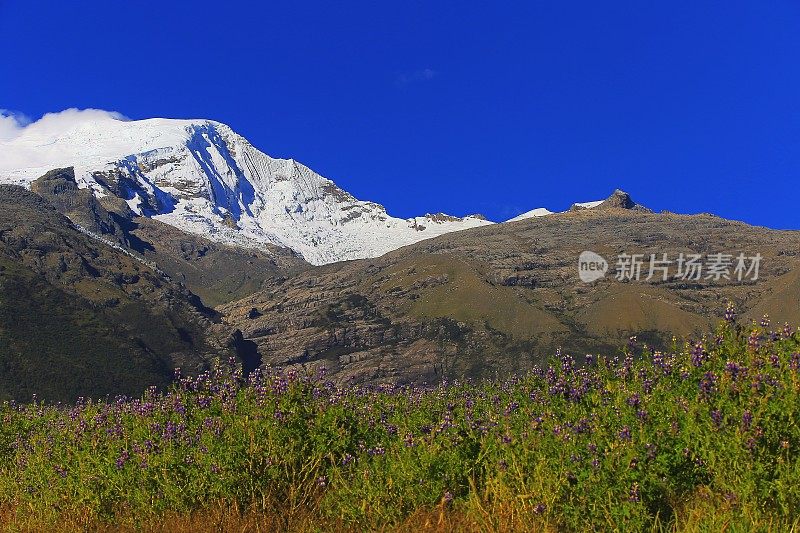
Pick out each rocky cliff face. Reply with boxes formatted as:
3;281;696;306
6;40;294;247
30;167;128;241
220;204;800;385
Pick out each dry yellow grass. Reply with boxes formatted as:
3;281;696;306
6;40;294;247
0;500;562;533
4;498;797;533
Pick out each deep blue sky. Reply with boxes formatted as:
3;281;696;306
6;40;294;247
1;1;799;228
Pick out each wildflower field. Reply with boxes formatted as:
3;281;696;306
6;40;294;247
1;308;799;532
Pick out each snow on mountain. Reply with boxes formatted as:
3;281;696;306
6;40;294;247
0;110;493;265
506;207;554;222
572;199;604;209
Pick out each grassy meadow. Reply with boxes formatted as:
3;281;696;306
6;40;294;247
0;305;798;532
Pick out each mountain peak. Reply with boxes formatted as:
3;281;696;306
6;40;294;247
570;189;651;212
0;113;494;265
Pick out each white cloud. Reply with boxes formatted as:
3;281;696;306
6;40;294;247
396;68;437;85
1;108;128;142
0;108;129;173
0;109;31;141
19;108;128;138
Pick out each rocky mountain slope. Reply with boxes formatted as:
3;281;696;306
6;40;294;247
220;192;800;385
0;184;239;402
0;113;492;264
30;167;310;306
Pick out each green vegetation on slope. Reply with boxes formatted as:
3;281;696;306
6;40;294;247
0;184;219;403
0;257;175;401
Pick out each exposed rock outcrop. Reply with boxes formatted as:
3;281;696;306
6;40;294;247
570;189;652;212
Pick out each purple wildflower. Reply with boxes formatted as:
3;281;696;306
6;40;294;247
645;443;657;461
627;393;640;408
691;342;707;367
699;372;718;399
748;330;761;352
629;483;641;502
724;303;736;323
367;446;385;456
115;449;129;470
711;409;723;428
742;410;753;431
725;361;745;381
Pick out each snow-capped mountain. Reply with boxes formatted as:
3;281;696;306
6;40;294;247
0;111;492;265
